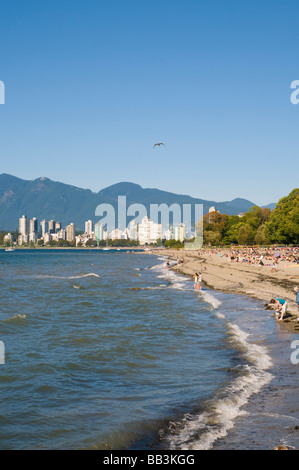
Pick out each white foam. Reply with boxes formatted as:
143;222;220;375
6;314;27;321
165;320;273;450
201;291;222;310
36;273;100;280
216;312;226;320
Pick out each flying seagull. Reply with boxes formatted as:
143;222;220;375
153;142;165;148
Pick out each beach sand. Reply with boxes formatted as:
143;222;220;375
147;248;299;334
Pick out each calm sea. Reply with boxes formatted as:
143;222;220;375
0;249;298;450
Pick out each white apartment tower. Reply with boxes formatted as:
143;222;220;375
19;215;28;235
94;222;103;243
85;220;93;235
138;216;162;245
29;217;38;234
55;222;62;232
41;220;47;237
174;223;186;242
48;220;55;233
66;223;75;242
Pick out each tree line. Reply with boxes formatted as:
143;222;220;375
201;188;299;246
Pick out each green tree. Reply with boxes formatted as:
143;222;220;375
237;224;255;245
254;224;270;245
265;189;299;244
164;239;184;249
85;239;97;247
221;215;241;245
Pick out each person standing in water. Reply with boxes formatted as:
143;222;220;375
198;272;202;291
193;273;199;290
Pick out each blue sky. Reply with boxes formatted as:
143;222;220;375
0;0;298;205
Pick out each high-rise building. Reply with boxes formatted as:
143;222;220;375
55;222;62;232
19;215;28;235
94;222;103;243
128;220;138;241
138;216;162;245
57;229;66;240
29;217;38;234
48;220;55;234
44;233;52;244
41;220;47;237
162;228;173;240
29;232;38;244
18;234;29;245
66;223;75;242
85;220;93;235
174;223;186;242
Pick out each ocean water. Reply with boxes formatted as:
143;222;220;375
0;249;298;450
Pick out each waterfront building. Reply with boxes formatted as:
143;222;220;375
66;223;75;242
174;223;186;242
110;228;126;240
18;234;29;245
57;229;66;240
29;217;38;234
29;232;38;244
128;220;138;241
85;220;93;235
40;220;47;237
138;216;162;245
162;228;173;241
4;233;15;244
48;220;56;233
44;233;52;244
95;222;104;243
19;215;28;235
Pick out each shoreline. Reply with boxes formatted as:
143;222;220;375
145;249;299;449
146;248;299;334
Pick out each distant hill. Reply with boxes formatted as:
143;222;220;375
262;202;276;211
0;174;264;231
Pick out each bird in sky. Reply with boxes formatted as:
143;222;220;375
153;142;165;148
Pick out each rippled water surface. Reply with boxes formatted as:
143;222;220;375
0;249;297;450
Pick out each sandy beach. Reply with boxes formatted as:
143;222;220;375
147;247;299;333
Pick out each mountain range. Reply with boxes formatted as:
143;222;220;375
0;173;275;231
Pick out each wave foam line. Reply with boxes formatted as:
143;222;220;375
201;291;222;310
35;273;100;280
6;314;27;321
164;321;273;450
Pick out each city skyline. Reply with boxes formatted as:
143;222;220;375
11;213;189;247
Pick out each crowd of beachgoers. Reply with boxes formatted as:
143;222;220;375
198;246;299;269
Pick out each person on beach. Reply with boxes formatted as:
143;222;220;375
198;272;202;290
271;260;278;272
274;298;288;321
193;273;199;290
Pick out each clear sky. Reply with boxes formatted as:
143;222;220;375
0;0;298;205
